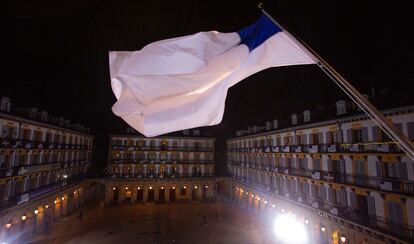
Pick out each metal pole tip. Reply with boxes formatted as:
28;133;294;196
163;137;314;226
257;2;264;9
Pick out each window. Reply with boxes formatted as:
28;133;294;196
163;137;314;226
311;133;319;144
387;201;403;223
291;114;297;125
276;137;281;146
299;158;308;169
407;122;414;140
384;162;408;180
284;136;292;145
327;131;338;144
352;129;363;143
335;100;347;115
46;132;53;143
313;158;321;171
303;110;310;122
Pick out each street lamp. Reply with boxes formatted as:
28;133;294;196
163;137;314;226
34;209;39;215
273;213;308;243
21;215;27;221
5;222;11;229
340;235;346;243
321;225;326;232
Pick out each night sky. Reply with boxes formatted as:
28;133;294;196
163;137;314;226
2;0;413;172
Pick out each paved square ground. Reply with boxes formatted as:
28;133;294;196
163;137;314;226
24;201;276;244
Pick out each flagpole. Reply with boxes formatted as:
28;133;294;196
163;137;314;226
258;3;414;160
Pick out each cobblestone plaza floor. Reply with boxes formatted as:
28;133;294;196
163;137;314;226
24;200;276;244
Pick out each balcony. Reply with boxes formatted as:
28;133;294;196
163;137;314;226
307;145;319;153
282;145;291;152
230;161;414;196
110;172;214;179
231;176;414;242
295;145;302;153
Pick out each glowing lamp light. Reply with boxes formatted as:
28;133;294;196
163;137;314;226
61;197;65;201
21;215;27;221
340;235;346;243
149;186;152;190
183;186;187;189
264;201;267;204
34;209;39;215
251;194;254;198
281;209;285;212
113;187;116;190
205;185;208;189
305;219;309;224
138;186;141;190
161;186;164;189
125;186;129;190
321;226;326;232
194;186;197;189
273;213;308;244
5;223;11;229
257;197;260;201
74;191;77;194
45;204;49;209
54;200;58;204
272;204;276;208
172;186;175;189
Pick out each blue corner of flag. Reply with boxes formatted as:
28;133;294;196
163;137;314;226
237;14;282;51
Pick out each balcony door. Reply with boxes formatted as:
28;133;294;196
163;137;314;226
332;159;346;183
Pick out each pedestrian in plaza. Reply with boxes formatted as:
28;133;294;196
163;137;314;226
78;209;83;220
203;215;208;227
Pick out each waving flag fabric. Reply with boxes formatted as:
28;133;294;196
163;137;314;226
109;14;315;137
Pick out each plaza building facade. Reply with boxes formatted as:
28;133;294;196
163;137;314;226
0;97;95;242
225;102;414;244
105;134;215;204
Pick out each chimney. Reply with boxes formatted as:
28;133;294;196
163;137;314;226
273;119;278;129
335;100;347;115
30;107;38;119
40;111;48;122
126;127;134;134
303;110;311;123
266;121;272;130
58;117;65;127
291;114;298;125
64;119;71;127
0;97;11;112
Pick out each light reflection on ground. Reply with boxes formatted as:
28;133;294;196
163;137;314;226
24;201;277;244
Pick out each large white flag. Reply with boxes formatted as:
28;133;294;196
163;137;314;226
109;14;315;137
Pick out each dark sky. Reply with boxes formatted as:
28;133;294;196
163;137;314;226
2;0;413;172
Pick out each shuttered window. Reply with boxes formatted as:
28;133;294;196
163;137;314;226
407;122;414;140
387;201;403;223
367;196;376;216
